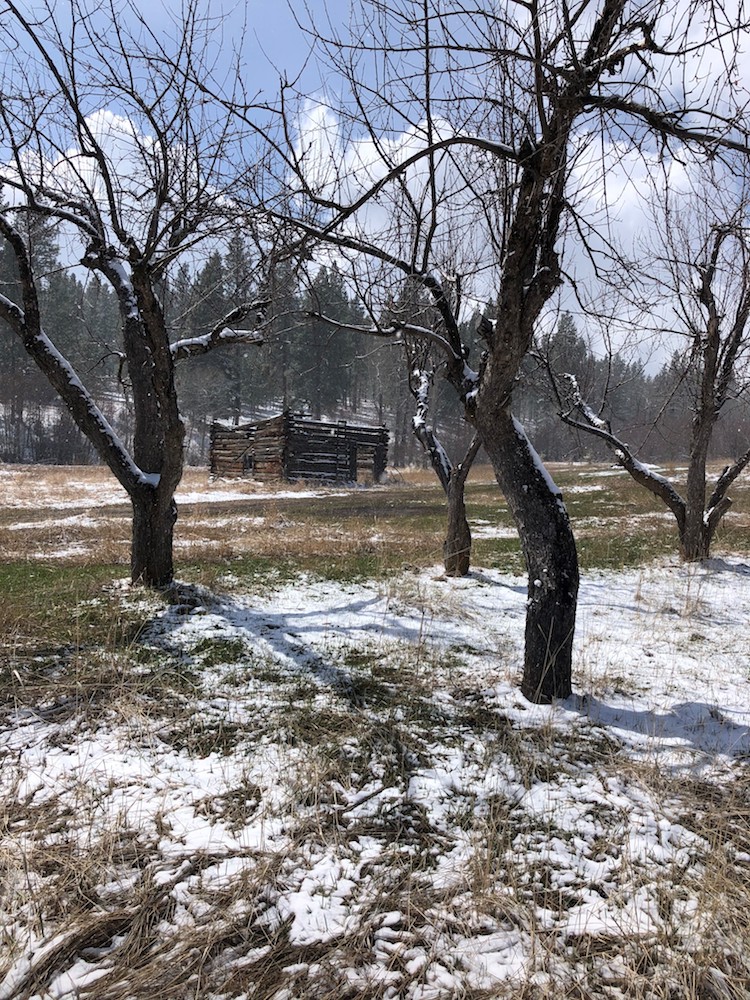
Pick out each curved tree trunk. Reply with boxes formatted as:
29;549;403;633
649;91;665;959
442;432;482;576
477;407;578;702
412;407;480;576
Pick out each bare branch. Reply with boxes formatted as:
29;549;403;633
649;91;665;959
171;300;270;361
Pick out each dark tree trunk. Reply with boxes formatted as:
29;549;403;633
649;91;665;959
125;264;185;587
131;489;178;587
442;433;481;576
412;412;479;576
477;406;578;702
681;414;715;561
444;473;472;576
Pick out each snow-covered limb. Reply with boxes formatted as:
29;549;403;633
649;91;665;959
410;366;452;490
559;374;681;493
512;416;563;499
559;373;608;430
707;446;750;513
411;368;432;431
171;300;270;360
558;387;688;530
619;454;675;491
89;252;141;321
171;328;264;361
0;292;154;492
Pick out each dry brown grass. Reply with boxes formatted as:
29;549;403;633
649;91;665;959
2;460;749;572
1;462;750;999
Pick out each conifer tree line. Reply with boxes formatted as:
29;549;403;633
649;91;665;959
3;217;750;470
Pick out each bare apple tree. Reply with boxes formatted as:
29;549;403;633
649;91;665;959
0;1;270;586
406;339;482;577
557;164;750;560
307;299;482;575
272;0;750;701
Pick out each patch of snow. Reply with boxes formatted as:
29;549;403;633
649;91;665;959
1;558;749;996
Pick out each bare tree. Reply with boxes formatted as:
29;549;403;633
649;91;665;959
406;342;482;576
557;168;750;560
386;281;484;576
0;0;270;586
308;301;482;574
270;0;750;701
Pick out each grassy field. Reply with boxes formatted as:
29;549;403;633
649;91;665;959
1;462;749;1000
2;459;750;579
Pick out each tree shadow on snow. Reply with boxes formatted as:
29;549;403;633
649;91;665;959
568;693;750;762
148;583;446;708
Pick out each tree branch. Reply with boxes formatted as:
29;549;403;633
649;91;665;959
557;372;686;531
170;299;270;360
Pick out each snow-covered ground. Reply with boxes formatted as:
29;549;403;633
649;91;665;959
1;558;748;999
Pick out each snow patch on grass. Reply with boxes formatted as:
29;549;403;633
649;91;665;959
1;561;749;997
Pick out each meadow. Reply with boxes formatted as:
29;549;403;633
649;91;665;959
0;461;748;999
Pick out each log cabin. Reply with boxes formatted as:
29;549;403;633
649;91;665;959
210;412;389;484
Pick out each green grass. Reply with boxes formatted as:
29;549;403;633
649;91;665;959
0;562;139;656
3;462;750;627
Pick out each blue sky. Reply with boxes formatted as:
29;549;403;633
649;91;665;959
125;0;352;101
11;0;348;103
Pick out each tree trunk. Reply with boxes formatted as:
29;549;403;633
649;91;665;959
131;488;178;587
126;264;185;588
681;413;716;561
444;473;472;576
477;406;578;702
442;433;481;576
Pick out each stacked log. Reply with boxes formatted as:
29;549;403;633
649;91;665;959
209;422;255;477
287;418;354;482
209;412;389;483
252;413;288;481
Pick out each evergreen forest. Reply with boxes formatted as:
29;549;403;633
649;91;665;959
3;223;749;471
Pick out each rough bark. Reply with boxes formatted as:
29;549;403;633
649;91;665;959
681;415;715;560
443;472;472;576
131;489;178;587
477;406;578;702
412;405;479;576
442;433;481;576
93;255;186;585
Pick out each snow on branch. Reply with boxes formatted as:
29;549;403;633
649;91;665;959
557;372;686;527
171;300;270;361
0;292;154;492
704;446;750;533
558;373;608;430
306;310;463;362
409;365;452;492
411;368;432;431
512;416;563;499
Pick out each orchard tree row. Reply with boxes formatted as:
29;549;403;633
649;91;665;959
2;0;750;700
4;223;748;471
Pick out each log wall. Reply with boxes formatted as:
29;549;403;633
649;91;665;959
209;412;388;484
209;423;256;477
